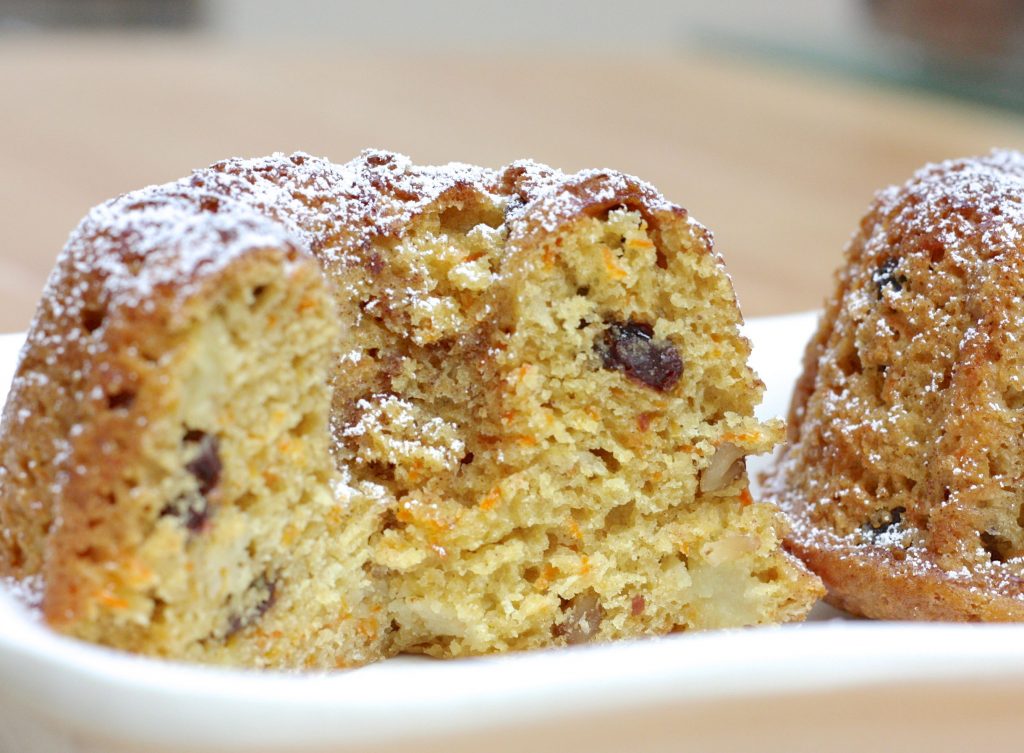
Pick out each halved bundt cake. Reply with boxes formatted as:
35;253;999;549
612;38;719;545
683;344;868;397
0;151;822;667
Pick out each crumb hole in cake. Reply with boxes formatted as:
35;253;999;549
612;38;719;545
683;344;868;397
589;447;621;473
459;451;474;466
292;412;318;438
586;202;628;223
594;319;683;392
576;286;590;297
251;285;267;302
438;203;503;233
366;461;396;483
604;501;636;529
553;589;604;645
981;531;1014;563
1005;386;1024;410
837;349;863;378
381;508;405;531
106;389;136;410
81;306;106;334
863;506;906;536
755;567;780;583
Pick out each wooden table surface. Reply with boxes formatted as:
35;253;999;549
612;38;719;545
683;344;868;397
3;34;1024;333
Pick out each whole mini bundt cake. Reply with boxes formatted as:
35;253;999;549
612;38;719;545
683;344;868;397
763;149;1024;621
0;150;822;668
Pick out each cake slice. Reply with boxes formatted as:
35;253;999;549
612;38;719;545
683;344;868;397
0;151;822;667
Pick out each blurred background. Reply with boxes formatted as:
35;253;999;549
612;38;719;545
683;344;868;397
2;0;1024;331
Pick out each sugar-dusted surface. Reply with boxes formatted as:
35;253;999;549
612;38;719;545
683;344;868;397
4;316;1024;753
0;150;822;667
763;150;1024;620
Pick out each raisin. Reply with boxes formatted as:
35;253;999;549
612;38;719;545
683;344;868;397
864;506;906;536
225;575;278;638
873;258;907;298
184;431;221;496
595;319;683;392
159;431;221;532
160;492;210;533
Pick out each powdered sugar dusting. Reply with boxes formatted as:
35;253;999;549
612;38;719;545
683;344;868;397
0;148;705;592
765;149;1024;613
1;574;44;613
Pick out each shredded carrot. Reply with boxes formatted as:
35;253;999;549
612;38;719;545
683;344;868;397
579;555;591;575
585;407;600;421
480;486;502;510
96;590;128;610
406;459;424;485
739;488;754;507
543;247;557;268
626;237;655;249
720;431;759;444
501;409;517;425
566;515;583;541
356;616;378;639
602;246;627;279
533;563;559;591
296;297;317;314
636;412;655;432
516;434;538;447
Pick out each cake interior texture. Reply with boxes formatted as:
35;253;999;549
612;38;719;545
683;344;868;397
0;152;822;667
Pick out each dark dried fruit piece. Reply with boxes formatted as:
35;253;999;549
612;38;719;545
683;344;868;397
873;258;907;298
159;430;221;532
160;492;210;533
595;319;683;392
225;575;278;638
184;430;221;496
864;506;906;536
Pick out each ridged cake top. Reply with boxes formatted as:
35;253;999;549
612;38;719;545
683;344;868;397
765;149;1024;619
0;149;703;583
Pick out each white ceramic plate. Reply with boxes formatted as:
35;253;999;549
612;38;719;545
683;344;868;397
2;314;1023;753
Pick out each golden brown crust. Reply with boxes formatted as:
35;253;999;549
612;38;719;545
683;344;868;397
764;149;1024;620
1;150;820;664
